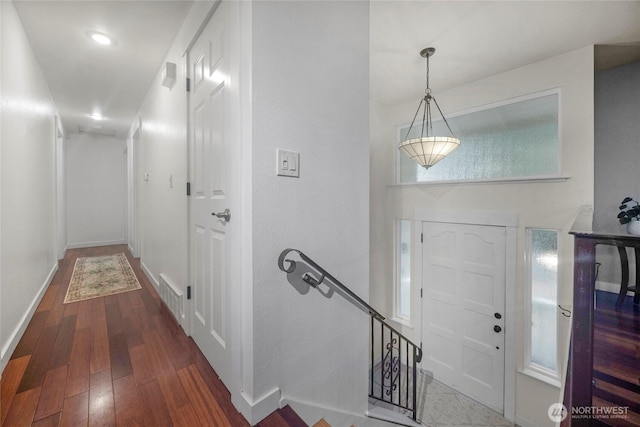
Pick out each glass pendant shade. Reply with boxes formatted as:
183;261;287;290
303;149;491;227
399;136;460;169
399;47;460;169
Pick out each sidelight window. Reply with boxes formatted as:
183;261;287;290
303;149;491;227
395;220;411;321
524;228;560;385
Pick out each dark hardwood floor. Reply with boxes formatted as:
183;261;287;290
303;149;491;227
593;290;640;426
0;245;251;427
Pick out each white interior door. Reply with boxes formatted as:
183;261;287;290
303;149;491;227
188;0;238;389
421;221;506;412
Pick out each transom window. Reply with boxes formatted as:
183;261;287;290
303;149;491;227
397;90;560;183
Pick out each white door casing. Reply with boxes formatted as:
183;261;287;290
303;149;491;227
421;221;506;412
188;0;240;390
127;122;140;257
55;117;66;259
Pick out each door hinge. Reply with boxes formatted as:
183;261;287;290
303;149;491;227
186;182;191;196
420;288;423;298
421;232;423;243
186;77;191;92
187;286;191;300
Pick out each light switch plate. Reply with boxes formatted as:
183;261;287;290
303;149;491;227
277;148;299;178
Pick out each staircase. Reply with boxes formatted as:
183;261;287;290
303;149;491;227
278;249;422;424
257;405;332;427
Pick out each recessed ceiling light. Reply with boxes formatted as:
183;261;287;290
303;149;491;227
86;31;113;46
89;113;104;121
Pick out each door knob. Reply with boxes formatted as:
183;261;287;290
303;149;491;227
212;208;231;222
494;325;502;333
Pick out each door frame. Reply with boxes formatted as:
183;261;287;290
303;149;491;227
415;209;517;422
127;118;140;257
54;116;66;259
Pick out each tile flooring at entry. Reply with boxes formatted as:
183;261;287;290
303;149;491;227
415;374;513;427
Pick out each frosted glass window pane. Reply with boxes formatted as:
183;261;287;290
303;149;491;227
397;220;411;319
399;92;559;182
529;229;558;372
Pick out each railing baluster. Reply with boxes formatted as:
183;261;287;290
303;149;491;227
388;329;392;402
413;346;418;420
391;329;395;404
380;323;384;401
370;315;374;398
406;338;409;410
397;334;402;407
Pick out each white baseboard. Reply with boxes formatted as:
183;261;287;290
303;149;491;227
66;239;126;249
58;245;68;261
515;415;543;427
1;261;58;374
140;261;158;289
235;387;281;425
127;244;136;258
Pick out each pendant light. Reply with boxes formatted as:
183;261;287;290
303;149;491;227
398;47;460;169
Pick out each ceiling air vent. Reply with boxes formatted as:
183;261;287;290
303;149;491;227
77;125;117;137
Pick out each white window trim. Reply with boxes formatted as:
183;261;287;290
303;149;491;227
395;88;563;185
390;175;570;188
523;227;561;387
393;219;412;325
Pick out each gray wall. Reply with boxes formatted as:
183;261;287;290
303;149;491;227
594;61;640;286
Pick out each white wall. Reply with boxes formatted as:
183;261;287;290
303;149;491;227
130;3;371;424
130;1;213;322
251;0;370;419
65;133;126;248
135;69;188;293
0;0;58;371
370;47;595;427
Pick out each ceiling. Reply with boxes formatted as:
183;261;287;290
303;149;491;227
371;1;640;107
13;0;193;139
12;1;640;139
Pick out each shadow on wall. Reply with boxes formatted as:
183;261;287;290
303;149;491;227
277;248;373;318
283;260;332;298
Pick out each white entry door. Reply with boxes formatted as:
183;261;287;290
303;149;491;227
188;1;239;389
421;221;506;412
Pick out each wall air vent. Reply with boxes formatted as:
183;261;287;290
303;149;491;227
159;273;184;324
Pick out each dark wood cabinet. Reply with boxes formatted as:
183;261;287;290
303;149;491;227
564;231;640;426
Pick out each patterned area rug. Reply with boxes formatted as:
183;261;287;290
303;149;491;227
63;253;141;303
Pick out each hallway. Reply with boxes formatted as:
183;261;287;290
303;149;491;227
0;245;249;426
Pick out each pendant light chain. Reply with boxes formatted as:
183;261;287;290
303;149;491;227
422;55;433;136
425;52;431;96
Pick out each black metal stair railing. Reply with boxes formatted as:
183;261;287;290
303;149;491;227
278;248;423;422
